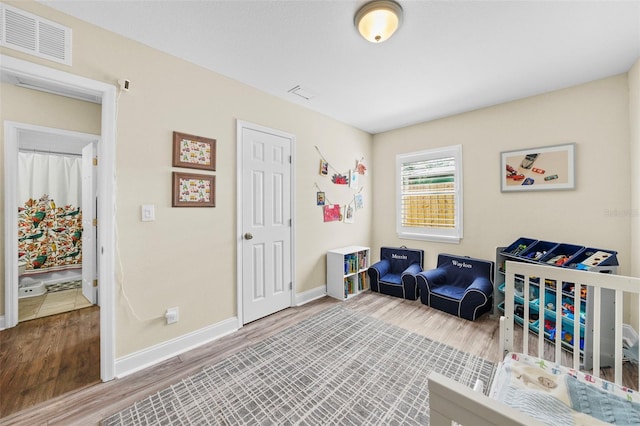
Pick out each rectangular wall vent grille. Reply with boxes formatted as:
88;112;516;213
1;3;72;65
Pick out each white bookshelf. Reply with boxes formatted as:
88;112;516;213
326;246;370;300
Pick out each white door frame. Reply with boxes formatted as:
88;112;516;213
1;55;117;381
81;141;98;304
236;120;296;326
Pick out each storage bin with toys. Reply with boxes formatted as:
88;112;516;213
499;238;618;272
495;237;618;367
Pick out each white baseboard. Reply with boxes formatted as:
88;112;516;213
115;316;239;378
295;285;327;306
0;315;5;330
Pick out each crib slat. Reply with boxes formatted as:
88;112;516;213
503;269;514;356
523;275;529;355
591;286;601;377
554;278;562;363
538;278;543;358
615;290;623;385
635;294;640;389
537;277;544;358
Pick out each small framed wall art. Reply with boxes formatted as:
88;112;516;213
172;172;215;207
501;143;575;192
173;131;216;171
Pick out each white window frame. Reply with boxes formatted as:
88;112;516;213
396;145;463;244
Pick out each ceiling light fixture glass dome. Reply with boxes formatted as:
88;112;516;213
355;0;403;43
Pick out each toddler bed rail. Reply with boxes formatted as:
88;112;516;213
429;260;640;425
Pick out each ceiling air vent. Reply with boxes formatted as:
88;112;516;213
0;3;72;65
288;85;316;101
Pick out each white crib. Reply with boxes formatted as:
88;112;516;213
429;260;640;425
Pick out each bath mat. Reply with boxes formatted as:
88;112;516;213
102;305;496;425
45;280;82;293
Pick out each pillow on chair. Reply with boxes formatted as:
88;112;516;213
417;254;494;320
368;246;424;300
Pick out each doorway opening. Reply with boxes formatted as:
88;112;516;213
14;124;99;323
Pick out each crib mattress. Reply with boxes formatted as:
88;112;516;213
489;352;640;425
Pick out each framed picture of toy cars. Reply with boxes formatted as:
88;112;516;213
501;143;575;192
172;131;216;171
172;172;215;207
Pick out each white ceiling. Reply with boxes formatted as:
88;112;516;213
41;0;640;134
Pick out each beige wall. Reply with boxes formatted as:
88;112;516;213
630;59;639;280
628;59;640;328
372;75;632;277
1;1;372;356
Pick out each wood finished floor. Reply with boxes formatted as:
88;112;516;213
0;306;101;420
1;292;637;425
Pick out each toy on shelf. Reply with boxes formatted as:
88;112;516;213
544;320;556;340
562;303;575;320
526;251;547;261
545;279;556;290
547;255;570;266
510;244;528;255
562;330;573;344
563;283;587;299
580;251;612;268
515;304;539;322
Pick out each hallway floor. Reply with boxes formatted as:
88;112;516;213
0;305;101;418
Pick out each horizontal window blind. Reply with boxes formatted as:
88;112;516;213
400;157;456;229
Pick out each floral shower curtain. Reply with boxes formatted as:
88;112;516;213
18;152;83;274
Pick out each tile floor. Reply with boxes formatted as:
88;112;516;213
18;289;93;322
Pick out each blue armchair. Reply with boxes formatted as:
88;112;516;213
367;246;424;300
416;254;494;320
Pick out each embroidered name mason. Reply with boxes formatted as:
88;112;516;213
391;253;408;260
452;260;472;269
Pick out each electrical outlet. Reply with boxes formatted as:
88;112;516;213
165;307;179;325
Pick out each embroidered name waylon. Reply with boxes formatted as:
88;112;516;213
391;253;408;260
452;260;472;268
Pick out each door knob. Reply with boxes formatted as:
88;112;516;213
244;233;253;240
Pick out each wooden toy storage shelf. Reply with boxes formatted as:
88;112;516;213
326;246;370;300
493;238;618;369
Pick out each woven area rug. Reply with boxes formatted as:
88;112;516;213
45;280;81;293
102;306;496;425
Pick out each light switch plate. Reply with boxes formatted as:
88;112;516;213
141;204;155;222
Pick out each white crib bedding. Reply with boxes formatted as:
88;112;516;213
489;353;640;425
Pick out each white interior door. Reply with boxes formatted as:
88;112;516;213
81;142;97;304
240;123;294;324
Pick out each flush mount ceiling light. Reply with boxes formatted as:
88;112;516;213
354;0;403;43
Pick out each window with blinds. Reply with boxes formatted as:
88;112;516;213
396;146;463;243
